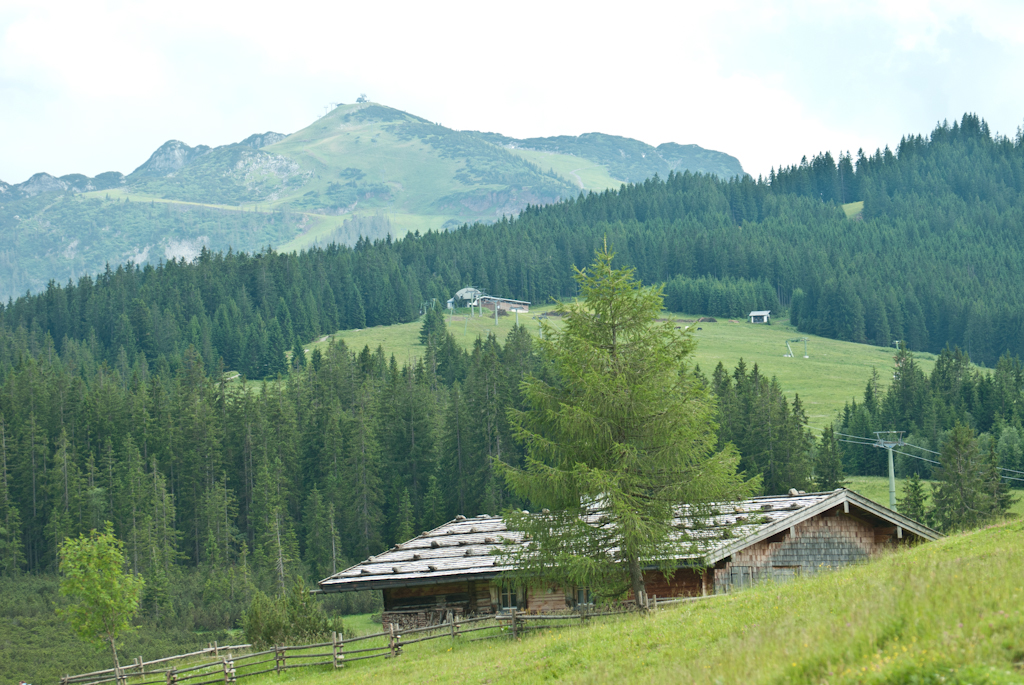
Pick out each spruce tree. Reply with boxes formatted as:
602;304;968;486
393;488;414;544
897;472;927;523
0;414;25;574
499;247;755;603
814;426;847;491
292;336;306;369
421;475;445;530
418;306;446;346
929;422;1010;531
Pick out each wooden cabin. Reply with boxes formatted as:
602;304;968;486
749;310;771;324
317;489;939;629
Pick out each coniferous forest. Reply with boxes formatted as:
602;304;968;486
2;114;1024;681
4;115;1024;379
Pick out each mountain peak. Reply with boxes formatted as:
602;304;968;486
131;140;212;178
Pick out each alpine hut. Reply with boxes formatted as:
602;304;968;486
318;488;939;629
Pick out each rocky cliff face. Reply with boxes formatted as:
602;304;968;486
14;173;66;197
130;140;212;178
240;132;287;149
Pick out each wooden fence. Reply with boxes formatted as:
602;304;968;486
61;596;710;685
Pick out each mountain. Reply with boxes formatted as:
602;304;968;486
0;102;743;300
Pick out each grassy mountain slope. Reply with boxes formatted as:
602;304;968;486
0;102;743;300
306;310;935;431
260;520;1024;684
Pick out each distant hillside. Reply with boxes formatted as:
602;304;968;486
0;102;742;300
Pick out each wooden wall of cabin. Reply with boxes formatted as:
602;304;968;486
639;568;706;599
712;508;896;593
526;585;569;613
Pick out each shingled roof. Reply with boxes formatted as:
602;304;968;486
318;488;940;593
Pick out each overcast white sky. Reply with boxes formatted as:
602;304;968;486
2;0;1024;184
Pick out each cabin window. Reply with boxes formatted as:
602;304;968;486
499;586;523;610
575;587;594;607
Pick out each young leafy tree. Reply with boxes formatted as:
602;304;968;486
58;523;145;672
498;246;755;604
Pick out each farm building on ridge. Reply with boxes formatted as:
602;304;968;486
749;310;771;323
318;489;939;629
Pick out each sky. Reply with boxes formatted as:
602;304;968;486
2;0;1024;185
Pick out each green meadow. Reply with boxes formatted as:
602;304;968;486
308;310;936;431
506;148;624;192
243;518;1024;685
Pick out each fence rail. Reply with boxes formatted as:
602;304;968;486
62;596;711;685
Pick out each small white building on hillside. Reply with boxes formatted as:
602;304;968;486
749;310;771;324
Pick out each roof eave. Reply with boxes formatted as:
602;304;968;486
319;568;503;593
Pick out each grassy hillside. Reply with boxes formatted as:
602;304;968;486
842;200;865;219
243;519;1024;684
310;311;936;430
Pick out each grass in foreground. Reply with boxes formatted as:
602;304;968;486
244;520;1024;684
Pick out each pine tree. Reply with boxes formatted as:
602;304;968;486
814;426;847;490
929;422;1009;531
292;336;306;369
421;475;445;530
418;306;446;346
341;384;383;559
441;382;469;515
303;486;340;582
897;472;927;522
393;488;414;544
0;415;25;574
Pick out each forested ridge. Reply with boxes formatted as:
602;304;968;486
3;115;1024;378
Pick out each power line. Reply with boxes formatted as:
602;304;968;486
840;433;1024;483
901;444;937;454
890;449;940;465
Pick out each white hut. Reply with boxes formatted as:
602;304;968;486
749;310;771;324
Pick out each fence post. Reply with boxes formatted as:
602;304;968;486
388;623;396;658
449;613;455;642
511;608;517;640
165;667;175;685
275;646;281;674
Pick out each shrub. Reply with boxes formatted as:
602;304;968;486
241;581;334;649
